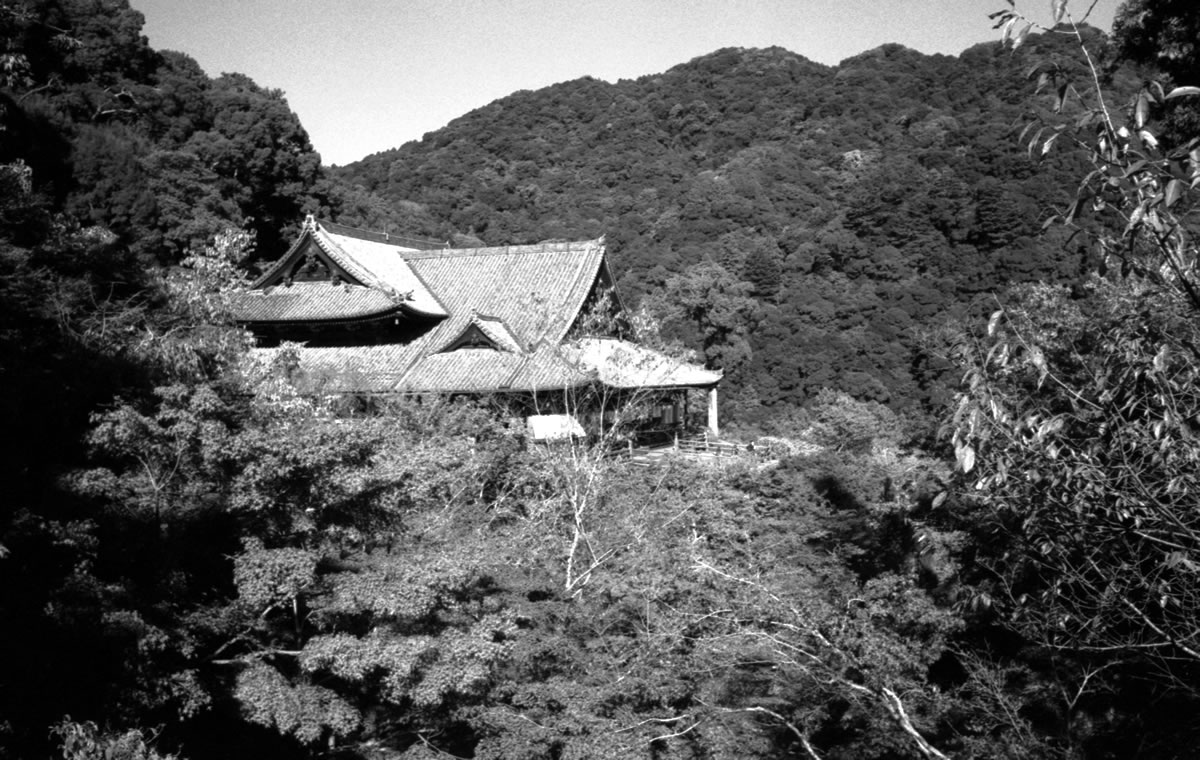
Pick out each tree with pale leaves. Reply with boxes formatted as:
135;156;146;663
950;1;1200;744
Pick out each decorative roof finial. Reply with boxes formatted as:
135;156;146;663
303;214;317;232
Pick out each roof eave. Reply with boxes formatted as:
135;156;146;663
251;227;316;289
234;308;407;327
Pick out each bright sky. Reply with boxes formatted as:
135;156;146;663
130;0;1120;167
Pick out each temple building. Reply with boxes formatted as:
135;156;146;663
229;217;722;439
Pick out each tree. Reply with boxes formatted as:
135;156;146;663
742;240;784;300
53;719;178;760
65;124;158;247
1112;0;1200;147
953;281;1200;686
141;150;240;258
948;3;1200;750
188;73;322;256
1112;0;1200;83
646;261;761;373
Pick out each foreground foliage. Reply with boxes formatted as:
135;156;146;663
949;1;1200;756
955;281;1200;676
52;376;995;759
5;1;1200;758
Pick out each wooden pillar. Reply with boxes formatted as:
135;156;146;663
706;386;719;439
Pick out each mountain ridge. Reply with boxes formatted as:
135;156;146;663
330;28;1127;422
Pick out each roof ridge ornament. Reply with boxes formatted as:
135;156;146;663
303;214;317;232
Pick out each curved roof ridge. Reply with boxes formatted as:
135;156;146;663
545;238;606;345
400;237;605;260
318;219;446;250
310;228;387;293
470;312;524;353
251;227;317;289
315;222;448;317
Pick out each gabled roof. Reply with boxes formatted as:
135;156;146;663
441;313;525;354
471;314;524;353
233;220;604;335
236;220;720;396
405;238;606;352
242;217;447;320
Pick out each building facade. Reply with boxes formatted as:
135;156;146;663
229;217;722;439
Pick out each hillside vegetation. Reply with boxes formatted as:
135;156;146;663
3;1;1200;759
334;31;1135;423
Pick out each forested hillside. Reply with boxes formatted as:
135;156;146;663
4;1;1200;758
0;0;451;263
0;0;1138;427
335;32;1135;424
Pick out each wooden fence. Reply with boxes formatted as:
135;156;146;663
674;434;747;458
608;433;755;464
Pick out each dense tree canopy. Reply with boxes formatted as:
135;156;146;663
4;0;1200;757
333;31;1134;424
948;1;1200;755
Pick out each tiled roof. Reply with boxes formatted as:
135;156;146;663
397;349;528;393
249;219;447;318
470;314;524;353
406;239;605;352
228;282;402;323
243;222;601;337
238;221;720;396
252;344;424;394
315;230;447;317
256;338;715;395
395;347;590;393
564;338;722;389
504;346;591;391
